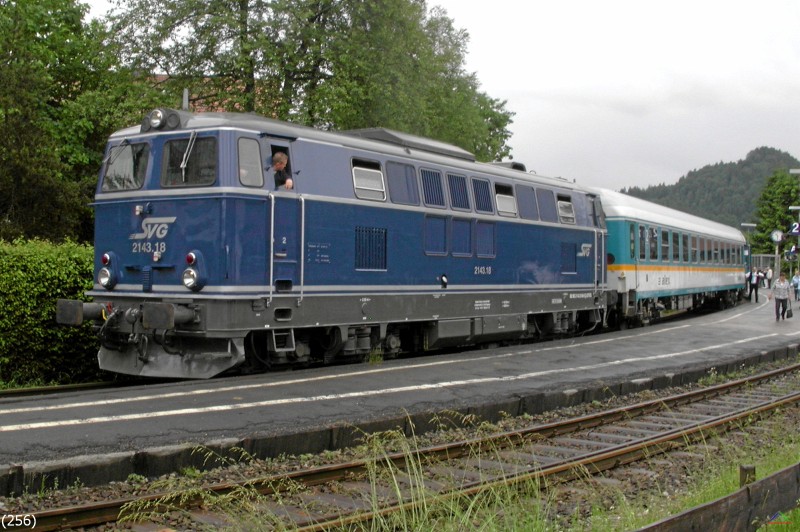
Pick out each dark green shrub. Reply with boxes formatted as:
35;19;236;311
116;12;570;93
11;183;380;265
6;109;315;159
0;239;103;385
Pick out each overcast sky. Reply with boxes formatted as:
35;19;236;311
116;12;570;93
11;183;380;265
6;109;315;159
86;0;800;190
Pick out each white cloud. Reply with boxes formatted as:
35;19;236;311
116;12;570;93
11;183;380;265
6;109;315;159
432;0;800;189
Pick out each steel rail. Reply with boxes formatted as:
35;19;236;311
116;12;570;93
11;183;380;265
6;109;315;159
26;361;800;531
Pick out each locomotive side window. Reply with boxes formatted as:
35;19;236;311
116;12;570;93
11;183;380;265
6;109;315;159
556;195;576;225
537;189;558;223
103;142;149;191
238;138;263;187
162;136;217;187
515;185;539;220
448;174;471;210
494;183;517;217
421;169;446;207
386;161;419;205
472;178;494;214
661;230;670;262
352;159;386;201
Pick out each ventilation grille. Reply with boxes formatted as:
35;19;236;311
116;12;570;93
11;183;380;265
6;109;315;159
355;226;387;270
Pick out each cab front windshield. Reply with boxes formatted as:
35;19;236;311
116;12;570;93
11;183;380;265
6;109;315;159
102;142;149;191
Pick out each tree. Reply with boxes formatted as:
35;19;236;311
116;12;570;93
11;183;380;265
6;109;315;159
750;169;799;256
0;0;164;242
109;0;513;161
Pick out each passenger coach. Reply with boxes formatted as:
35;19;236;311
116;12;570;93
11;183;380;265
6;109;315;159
57;109;609;378
597;188;746;326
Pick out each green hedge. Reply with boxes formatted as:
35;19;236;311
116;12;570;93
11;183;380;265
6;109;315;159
0;240;103;385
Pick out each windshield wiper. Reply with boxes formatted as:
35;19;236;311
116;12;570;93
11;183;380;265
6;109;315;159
180;131;197;183
102;138;130;167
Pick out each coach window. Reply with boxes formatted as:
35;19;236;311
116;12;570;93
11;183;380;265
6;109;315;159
649;227;658;260
672;232;680;262
495;183;518;217
472;178;494;214
629;224;636;260
448;173;471;211
421;169;446;207
691;235;699;263
386;161;420;205
162;136;217;187
516;185;539;220
639;225;647;261
238;138;263;187
682;234;689;262
103;142;149;191
538;189;558;223
661;230;670;262
352;159;386;201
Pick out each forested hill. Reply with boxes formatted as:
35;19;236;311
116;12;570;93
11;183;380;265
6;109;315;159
620;147;800;227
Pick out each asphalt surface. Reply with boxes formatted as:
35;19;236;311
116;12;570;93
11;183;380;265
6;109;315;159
1;295;798;494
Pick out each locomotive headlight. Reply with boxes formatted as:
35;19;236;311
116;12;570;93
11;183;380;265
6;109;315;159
182;268;203;291
98;267;116;289
149;108;165;129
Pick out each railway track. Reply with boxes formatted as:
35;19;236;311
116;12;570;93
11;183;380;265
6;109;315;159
26;361;800;530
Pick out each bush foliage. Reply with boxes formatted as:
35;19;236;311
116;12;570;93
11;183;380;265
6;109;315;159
0;240;102;385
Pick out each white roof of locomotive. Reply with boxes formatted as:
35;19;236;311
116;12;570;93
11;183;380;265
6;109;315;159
591;187;745;243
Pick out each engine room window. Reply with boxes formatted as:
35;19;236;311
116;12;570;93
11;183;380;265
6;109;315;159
238;138;263;187
472;178;494;213
162;136;217;187
352;160;386;201
421;168;445;207
495;183;517;217
448;174;471;210
386;161;419;205
102;142;149;191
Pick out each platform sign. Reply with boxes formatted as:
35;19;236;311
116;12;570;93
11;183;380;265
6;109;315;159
788;222;800;237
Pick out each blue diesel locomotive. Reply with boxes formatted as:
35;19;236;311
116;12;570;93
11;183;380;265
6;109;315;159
56;108;743;378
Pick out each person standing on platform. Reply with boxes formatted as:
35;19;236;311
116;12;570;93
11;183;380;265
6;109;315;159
767;267;773;288
792;270;800;301
770;271;791;321
748;269;763;302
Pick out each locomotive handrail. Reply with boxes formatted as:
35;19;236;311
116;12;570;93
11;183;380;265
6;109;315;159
268;193;275;306
299;195;305;305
